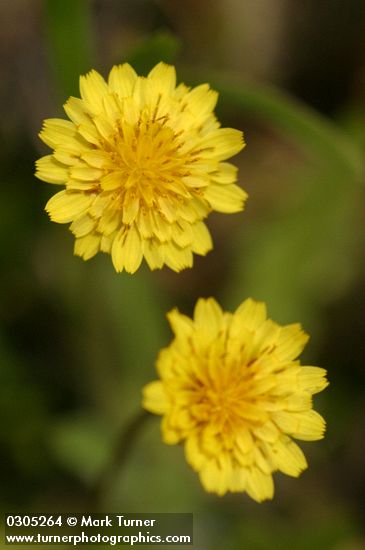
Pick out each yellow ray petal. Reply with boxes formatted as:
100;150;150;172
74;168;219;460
204;183;247;213
199;459;229;496
228;467;248;492
70;165;103;181
264;436;308;477
161;241;193;272
39;118;76;148
235;298;267;330
185;434;207;471
148;62;176;94
190;221;213;255
79;69;108;113
298;367;329;394
272;410;326;441
246;467;274;502
142;381;170;415
108;63;137;98
194;298;223;338
70;213;96;237
35;155;69;184
276;324;309;361
211;162;238;184
200;128;244;160
183;84;218;118
142;238;164;270
74;233;100;260
45;190;93;223
63;97;91;126
123;225;143;273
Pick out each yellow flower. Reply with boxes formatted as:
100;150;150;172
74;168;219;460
142;298;328;502
35;62;246;273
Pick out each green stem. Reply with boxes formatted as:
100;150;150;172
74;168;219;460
44;0;94;100
90;410;151;509
183;69;364;181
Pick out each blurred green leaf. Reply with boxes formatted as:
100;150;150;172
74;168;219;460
96;266;168;376
107;418;202;512
185;70;364;181
49;413;113;485
126;31;181;75
37;245;168;420
44;0;94;99
231;513;359;550
227;164;363;333
0;333;49;475
340;103;365;153
183;71;364;332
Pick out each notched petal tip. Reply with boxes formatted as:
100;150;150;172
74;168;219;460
167;307;194;338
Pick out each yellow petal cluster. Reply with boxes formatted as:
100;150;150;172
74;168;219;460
35;62;246;272
142;298;328;502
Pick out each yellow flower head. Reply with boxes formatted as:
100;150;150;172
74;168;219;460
143;298;328;502
35;62;246;273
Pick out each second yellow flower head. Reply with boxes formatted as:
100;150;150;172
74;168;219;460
143;297;328;502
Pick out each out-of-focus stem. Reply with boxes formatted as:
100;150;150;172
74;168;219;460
44;0;94;100
90;410;151;510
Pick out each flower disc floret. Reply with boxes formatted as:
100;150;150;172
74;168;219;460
36;62;246;272
142;297;328;502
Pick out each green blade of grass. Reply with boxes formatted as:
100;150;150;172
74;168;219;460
43;0;94;99
183;70;364;333
184;69;364;181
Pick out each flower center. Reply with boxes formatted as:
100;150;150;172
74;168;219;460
189;361;265;433
111;117;190;206
191;380;245;426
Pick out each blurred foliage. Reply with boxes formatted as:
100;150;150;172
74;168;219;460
44;0;94;99
125;31;181;75
186;72;364;332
